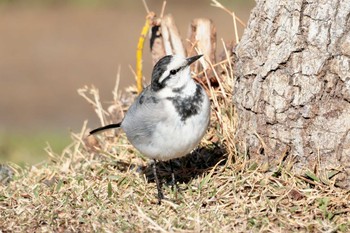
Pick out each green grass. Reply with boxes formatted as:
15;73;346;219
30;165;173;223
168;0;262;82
0;132;70;166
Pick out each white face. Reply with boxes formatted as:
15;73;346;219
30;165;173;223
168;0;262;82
157;55;191;90
151;55;202;94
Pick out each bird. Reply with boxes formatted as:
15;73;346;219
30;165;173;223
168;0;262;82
90;54;210;204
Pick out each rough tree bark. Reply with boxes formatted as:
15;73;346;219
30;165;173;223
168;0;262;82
233;0;350;187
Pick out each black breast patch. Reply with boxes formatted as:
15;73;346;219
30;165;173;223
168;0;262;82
167;84;204;122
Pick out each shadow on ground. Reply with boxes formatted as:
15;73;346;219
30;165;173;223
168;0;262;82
142;143;227;185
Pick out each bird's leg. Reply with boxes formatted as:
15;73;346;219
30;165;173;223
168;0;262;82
152;159;163;204
169;160;178;199
170;160;176;190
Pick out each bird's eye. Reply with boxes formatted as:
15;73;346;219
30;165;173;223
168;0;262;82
170;69;177;75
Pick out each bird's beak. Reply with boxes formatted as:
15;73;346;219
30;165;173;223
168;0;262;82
186;54;203;66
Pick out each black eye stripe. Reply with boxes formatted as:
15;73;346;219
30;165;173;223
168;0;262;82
151;65;183;91
161;75;171;84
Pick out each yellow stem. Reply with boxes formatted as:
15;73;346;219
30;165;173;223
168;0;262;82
136;19;150;94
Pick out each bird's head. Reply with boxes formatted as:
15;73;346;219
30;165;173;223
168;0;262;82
151;54;202;92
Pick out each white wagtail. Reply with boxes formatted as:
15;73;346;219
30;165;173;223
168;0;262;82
90;54;210;203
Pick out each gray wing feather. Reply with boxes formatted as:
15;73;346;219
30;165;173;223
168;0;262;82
121;86;165;144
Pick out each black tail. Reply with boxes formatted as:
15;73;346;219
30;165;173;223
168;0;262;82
89;122;122;135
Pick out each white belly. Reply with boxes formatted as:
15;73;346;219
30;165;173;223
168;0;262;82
128;97;210;161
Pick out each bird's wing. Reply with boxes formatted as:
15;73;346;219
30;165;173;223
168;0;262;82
121;86;166;138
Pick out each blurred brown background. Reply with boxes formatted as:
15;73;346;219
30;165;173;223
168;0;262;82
0;0;255;164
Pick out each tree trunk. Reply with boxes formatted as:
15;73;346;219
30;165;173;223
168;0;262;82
233;0;350;187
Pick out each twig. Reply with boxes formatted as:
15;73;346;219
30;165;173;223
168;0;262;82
113;65;121;103
160;1;167;18
137;206;167;232
211;0;246;27
142;0;150;14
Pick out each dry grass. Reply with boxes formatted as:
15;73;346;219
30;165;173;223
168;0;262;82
1;2;350;232
1;50;350;232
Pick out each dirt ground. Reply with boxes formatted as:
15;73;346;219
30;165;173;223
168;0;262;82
0;1;254;134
